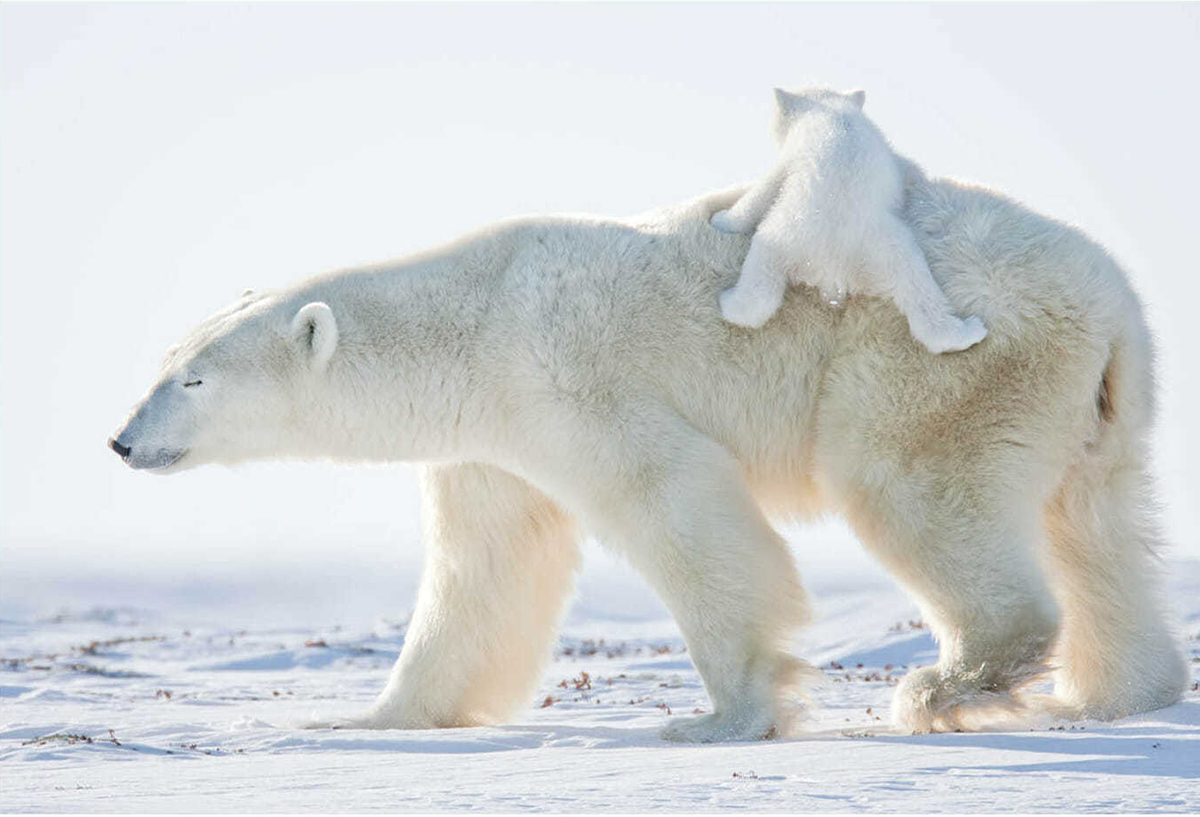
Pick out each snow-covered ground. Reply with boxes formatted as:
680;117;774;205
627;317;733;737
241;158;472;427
2;542;1197;813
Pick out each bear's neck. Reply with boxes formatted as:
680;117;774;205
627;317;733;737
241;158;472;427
298;254;499;464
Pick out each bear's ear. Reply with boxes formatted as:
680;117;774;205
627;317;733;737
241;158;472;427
290;302;339;372
847;89;866;109
773;87;792;110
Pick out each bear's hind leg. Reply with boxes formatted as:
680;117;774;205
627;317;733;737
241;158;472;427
844;485;1060;733
325;463;580;730
1043;461;1187;721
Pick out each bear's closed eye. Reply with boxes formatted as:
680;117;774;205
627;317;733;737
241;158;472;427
183;379;203;388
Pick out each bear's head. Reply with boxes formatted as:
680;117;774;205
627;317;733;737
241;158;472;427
771;86;866;144
108;292;340;473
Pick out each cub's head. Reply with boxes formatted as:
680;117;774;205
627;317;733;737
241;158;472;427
108;292;340;473
771;86;866;144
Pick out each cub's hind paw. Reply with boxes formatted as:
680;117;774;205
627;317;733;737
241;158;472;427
957;315;989;348
918;314;989;354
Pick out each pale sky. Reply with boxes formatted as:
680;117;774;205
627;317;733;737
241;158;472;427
2;3;1197;586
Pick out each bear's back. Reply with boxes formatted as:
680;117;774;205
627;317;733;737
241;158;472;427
594;177;1150;495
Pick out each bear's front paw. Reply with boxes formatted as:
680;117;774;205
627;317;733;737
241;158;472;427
710;209;749;235
660;710;776;743
299;705;439;731
298;714;357;730
299;712;391;730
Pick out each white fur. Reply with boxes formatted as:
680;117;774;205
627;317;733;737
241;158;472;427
713;87;987;354
111;170;1187;741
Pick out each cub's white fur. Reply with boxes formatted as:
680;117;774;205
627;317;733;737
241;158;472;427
714;87;987;354
111;170;1186;741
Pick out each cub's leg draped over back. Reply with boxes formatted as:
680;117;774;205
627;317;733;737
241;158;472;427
717;229;794;329
709;169;784;236
864;212;987;355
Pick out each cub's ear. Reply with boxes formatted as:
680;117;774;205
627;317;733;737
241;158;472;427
774;87;812;116
847;89;866;109
291;302;339;371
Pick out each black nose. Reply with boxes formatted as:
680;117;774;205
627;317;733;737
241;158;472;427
108;437;131;458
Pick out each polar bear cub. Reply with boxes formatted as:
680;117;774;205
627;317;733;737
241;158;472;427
712;87;987;354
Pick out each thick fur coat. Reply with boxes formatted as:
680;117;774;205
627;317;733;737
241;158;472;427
110;167;1187;741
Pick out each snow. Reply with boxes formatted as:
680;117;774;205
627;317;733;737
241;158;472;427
2;544;1198;813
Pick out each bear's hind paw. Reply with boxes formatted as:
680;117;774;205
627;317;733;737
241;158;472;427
892;665;1045;733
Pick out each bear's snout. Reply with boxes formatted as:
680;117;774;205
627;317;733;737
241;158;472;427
108;437;131;459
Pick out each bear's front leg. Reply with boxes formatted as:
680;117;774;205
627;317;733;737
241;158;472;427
318;462;580;730
564;415;813;742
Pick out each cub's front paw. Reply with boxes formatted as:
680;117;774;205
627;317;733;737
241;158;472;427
719;287;777;329
710;209;749;235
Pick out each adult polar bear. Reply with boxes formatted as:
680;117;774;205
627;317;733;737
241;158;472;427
109;166;1187;741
